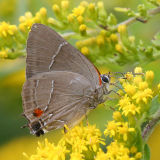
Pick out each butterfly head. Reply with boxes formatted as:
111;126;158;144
100;74;111;94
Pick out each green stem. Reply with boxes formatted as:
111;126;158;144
116;6;160;28
142;108;160;142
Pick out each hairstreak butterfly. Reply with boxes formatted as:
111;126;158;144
22;23;111;136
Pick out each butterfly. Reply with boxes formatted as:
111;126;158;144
22;23;111;136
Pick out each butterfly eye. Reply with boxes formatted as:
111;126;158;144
101;75;110;83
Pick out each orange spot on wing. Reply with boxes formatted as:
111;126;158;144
33;108;43;117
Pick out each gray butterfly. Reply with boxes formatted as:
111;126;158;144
22;23;110;136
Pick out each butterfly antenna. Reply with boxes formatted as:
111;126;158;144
110;82;125;93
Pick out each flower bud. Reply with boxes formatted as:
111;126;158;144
52;4;60;13
61;1;69;10
118;24;127;34
110;34;118;42
39;7;47;16
134;67;142;74
145;70;154;82
79;24;87;35
115;44;123;53
67;14;74;22
81;46;89;55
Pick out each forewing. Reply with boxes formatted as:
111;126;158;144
22;71;93;131
26;23;101;89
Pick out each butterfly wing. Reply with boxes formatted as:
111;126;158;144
26;23;102;89
22;71;94;134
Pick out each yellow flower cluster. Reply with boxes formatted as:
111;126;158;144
25;125;104;160
25;124;142;160
61;124;104;153
0;21;17;38
119;68;154;118
102;67;156;159
19;8;47;32
104;121;135;141
24;67;159;160
23;138;68;160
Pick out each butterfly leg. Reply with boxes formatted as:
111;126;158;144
106;89;121;97
110;82;125;92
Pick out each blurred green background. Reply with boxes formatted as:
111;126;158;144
0;0;160;160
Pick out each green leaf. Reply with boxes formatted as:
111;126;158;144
144;144;150;160
149;95;160;116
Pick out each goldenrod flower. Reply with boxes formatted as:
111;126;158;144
19;16;26;23
118;95;131;109
88;3;95;11
0;21;17;38
48;17;56;24
95;149;107;160
113;111;122;121
72;6;85;17
130;146;137;153
104;120;120;137
96;35;105;46
77;16;83;24
0;48;8;58
125;72;133;81
135;152;142;159
110;33;118;42
122;103;140;116
39;7;47;16
115;43;123;53
61;0;69;10
70;152;84;160
27;139;69;160
34;8;47;23
133;76;143;86
132;88;153;104
123;83;136;96
79;24;86;31
18;12;36;31
97;1;104;9
145;70;154;82
76;37;96;48
100;30;107;36
106;141;130;159
118;24;127;33
52;4;60;13
138;81;148;90
117;122;135;141
134;67;142;73
79;24;87;34
67;14;74;22
81;46;89;55
61;125;103;154
80;1;88;7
